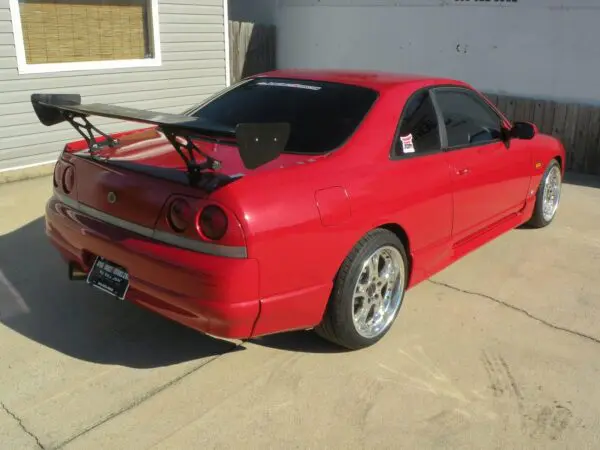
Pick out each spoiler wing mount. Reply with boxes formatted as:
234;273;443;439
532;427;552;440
30;93;290;180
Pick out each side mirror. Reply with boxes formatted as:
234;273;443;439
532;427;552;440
509;121;537;140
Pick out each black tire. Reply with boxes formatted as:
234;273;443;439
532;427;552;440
526;159;562;229
315;228;409;350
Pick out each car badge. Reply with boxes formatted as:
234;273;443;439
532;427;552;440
107;192;117;204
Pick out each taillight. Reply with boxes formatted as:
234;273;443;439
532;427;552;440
198;205;228;240
62;165;75;193
53;163;60;187
167;198;193;233
156;195;246;251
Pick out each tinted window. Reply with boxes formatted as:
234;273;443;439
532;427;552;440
434;89;502;148
188;78;378;154
395;90;440;156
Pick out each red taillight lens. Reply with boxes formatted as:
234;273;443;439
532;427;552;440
167;199;193;233
62;166;75;193
198;205;228;241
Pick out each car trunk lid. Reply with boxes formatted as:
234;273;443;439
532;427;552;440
67;127;321;229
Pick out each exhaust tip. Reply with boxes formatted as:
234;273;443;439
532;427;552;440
69;262;88;281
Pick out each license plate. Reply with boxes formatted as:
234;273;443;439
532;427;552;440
86;257;130;300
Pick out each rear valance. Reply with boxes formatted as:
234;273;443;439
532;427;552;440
31;93;291;172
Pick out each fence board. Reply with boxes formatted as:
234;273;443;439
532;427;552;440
541;101;556;136
584;109;600;175
564;105;580;170
513;98;535;123
533;100;545;127
228;20;276;84
571;106;592;172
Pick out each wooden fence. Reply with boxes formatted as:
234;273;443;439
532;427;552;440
227;21;599;175
484;93;600;175
228;21;276;84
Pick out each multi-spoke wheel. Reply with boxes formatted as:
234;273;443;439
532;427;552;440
527;159;562;228
352;246;404;339
315;229;408;350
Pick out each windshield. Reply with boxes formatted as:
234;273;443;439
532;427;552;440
188;78;379;154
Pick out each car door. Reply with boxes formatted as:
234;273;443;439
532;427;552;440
381;88;454;279
431;86;532;242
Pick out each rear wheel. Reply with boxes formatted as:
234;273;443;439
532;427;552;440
527;159;562;228
315;229;408;350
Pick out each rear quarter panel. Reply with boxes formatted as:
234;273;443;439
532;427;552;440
211;81;454;301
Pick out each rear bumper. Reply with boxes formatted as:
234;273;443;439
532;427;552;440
45;195;260;339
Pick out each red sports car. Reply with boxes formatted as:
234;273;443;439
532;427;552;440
34;70;565;350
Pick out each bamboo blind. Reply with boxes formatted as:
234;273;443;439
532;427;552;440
19;0;152;64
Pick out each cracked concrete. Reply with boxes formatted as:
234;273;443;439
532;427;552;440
427;280;600;345
1;173;600;449
1;402;44;449
54;346;242;449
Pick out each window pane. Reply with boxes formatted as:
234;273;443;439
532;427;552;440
19;0;152;64
435;90;502;148
190;78;379;154
396;91;440;155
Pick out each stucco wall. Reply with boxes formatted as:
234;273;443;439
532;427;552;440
273;0;600;104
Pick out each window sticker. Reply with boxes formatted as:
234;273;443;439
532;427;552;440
400;134;415;153
256;81;322;91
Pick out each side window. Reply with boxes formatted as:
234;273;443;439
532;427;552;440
434;89;502;148
394;90;440;156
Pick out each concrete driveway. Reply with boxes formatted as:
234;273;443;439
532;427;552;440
1;174;599;450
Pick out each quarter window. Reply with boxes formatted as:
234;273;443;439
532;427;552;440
395;90;440;156
434;89;502;148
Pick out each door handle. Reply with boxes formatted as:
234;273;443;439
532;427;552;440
456;168;471;176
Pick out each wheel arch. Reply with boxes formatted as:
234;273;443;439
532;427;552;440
378;222;414;283
331;222;414;283
552;153;562;168
317;221;414;349
327;221;415;290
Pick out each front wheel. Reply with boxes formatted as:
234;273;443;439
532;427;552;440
315;229;408;350
527;159;562;228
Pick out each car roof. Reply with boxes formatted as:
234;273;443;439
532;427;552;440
255;69;470;92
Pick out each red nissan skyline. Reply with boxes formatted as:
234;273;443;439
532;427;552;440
33;70;565;350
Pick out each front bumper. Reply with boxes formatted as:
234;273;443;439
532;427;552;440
45;195;260;339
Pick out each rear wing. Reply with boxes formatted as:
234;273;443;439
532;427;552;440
31;93;290;174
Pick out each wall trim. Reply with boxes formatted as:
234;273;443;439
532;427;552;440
224;0;232;86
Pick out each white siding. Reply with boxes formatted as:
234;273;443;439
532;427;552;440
0;0;228;172
274;0;600;104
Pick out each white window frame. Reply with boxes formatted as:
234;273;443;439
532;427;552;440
8;0;162;75
223;0;231;86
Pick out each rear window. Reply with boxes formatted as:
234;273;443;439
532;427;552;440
188;78;379;154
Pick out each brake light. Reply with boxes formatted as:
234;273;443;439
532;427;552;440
62;165;75;193
198;205;228;241
156;195;246;250
167;198;193;233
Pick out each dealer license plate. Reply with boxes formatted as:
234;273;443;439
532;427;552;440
86;257;130;300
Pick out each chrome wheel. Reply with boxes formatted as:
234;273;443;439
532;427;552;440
352;245;405;339
542;164;561;222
